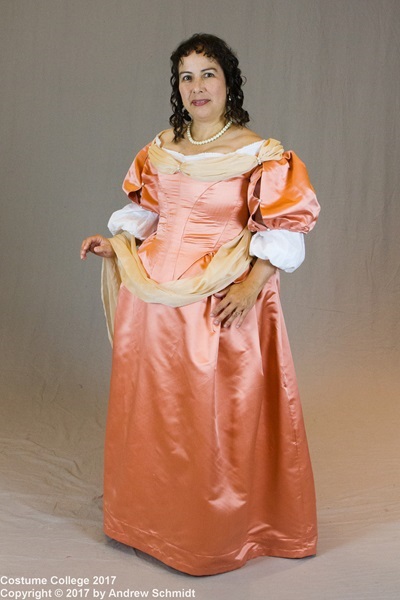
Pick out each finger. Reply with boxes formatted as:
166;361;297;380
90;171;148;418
211;298;232;319
80;241;91;259
93;244;108;254
223;300;253;328
223;308;245;328
89;239;105;253
213;286;230;299
82;235;97;248
210;295;229;316
94;241;115;259
81;237;98;258
235;308;250;328
213;304;238;325
83;235;103;248
80;239;90;254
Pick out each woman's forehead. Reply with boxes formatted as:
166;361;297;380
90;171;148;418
178;52;220;72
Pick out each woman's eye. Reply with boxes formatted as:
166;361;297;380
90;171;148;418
181;75;191;82
204;72;214;78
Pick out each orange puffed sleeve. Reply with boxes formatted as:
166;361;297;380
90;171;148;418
122;143;159;214
247;151;320;233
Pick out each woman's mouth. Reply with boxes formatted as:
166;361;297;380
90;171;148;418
191;99;210;106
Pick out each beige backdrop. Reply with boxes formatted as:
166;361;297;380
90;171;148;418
1;0;399;598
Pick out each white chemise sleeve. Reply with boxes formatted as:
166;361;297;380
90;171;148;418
107;203;159;240
249;230;305;273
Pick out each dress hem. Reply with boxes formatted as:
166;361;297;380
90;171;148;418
103;521;317;577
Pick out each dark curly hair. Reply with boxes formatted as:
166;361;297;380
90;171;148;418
169;33;250;142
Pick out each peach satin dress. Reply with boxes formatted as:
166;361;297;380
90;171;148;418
102;136;320;576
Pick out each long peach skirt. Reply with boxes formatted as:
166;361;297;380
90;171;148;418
103;271;317;575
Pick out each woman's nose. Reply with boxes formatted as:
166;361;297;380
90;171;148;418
191;77;204;94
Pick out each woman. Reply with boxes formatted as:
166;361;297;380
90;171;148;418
81;33;320;576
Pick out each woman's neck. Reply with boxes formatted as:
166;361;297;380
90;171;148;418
188;118;227;142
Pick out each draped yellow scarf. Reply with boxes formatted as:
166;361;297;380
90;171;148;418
101;228;252;344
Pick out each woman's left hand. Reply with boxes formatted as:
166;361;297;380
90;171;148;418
210;258;276;328
211;281;261;328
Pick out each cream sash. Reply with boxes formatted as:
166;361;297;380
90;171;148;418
101;228;252;344
148;137;284;182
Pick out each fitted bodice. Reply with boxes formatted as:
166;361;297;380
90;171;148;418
138;166;252;282
134;137;279;282
120;135;319;284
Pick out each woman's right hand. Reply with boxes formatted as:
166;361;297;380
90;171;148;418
80;235;116;260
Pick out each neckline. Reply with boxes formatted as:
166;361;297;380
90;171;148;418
154;135;265;159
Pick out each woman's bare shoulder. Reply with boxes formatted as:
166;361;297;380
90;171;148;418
230;127;264;146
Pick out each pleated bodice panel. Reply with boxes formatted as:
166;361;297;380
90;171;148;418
138;166;251;283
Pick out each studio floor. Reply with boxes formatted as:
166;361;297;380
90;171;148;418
1;365;399;600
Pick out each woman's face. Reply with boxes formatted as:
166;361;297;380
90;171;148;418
178;52;227;124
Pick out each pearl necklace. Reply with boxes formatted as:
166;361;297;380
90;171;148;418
186;120;233;145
